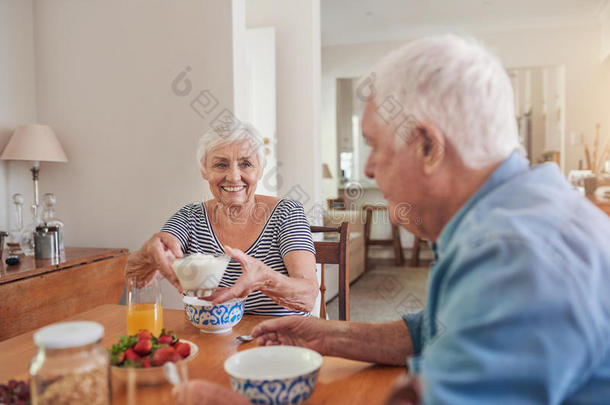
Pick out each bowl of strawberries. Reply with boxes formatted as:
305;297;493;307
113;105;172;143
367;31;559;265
109;329;198;386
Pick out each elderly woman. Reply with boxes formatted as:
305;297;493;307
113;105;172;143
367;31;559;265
126;124;318;315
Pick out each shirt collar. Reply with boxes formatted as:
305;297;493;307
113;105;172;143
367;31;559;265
434;150;529;257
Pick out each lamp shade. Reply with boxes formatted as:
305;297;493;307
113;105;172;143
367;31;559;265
1;124;68;162
322;163;332;179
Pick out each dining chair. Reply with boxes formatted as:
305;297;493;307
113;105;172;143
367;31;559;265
409;236;429;267
363;205;404;272
310;222;350;321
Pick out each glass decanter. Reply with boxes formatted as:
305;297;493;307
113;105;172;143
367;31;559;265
19;204;42;256
8;193;24;247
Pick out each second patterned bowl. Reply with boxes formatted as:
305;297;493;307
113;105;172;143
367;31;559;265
183;296;245;334
224;346;323;405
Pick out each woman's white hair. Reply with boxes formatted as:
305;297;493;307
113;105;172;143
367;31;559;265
363;34;520;169
196;122;267;173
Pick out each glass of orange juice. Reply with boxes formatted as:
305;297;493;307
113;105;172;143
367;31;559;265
126;276;163;336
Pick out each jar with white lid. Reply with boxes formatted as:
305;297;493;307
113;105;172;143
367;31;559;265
29;321;111;405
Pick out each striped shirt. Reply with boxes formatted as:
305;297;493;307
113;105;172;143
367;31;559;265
160;198;315;316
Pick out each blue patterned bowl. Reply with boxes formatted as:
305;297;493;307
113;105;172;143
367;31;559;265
183;296;245;334
224;346;322;405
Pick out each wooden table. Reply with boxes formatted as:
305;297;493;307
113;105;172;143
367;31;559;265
0;247;128;341
0;305;403;404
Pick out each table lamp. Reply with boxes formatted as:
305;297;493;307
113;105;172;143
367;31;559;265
1;124;68;216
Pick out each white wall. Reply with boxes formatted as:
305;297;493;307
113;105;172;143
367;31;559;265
322;24;610;190
322;24;610;250
5;0;239;252
321;41;401;202
244;27;278;195
0;0;38;233
322;40;415;248
246;0;322;218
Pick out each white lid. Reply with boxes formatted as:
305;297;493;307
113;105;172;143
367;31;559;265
34;321;104;349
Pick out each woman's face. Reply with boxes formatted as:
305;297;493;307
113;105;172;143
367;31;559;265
202;140;262;206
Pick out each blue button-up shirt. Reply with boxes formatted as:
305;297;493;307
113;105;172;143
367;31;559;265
403;151;610;404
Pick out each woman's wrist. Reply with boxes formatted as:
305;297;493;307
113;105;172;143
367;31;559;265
254;262;277;292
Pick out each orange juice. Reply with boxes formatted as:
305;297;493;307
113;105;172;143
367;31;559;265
127;303;163;336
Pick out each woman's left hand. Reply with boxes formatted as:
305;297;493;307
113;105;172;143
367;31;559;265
205;245;268;305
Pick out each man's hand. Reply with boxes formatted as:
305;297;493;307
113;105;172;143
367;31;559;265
384;374;422;405
255;318;412;366
125;232;183;291
173;380;249;405
251;316;330;355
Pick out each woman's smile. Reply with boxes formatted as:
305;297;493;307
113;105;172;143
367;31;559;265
221;185;246;193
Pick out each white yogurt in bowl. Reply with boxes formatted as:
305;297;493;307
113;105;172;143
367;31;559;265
171;253;230;296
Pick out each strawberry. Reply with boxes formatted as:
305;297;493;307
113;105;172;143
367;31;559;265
158;334;173;345
137;330;152;341
174;341;191;358
133;338;153;356
141;357;152;368
124;347;140;362
152;346;181;366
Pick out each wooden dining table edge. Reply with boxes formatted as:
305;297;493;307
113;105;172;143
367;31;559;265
0;304;404;405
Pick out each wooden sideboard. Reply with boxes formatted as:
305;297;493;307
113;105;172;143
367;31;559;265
0;247;128;341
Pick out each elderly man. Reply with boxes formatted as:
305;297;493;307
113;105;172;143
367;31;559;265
175;35;610;404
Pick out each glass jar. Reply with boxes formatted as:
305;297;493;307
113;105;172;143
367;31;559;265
30;321;111;405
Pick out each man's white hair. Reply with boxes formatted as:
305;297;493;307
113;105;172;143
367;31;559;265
365;34;520;169
196;122;267;173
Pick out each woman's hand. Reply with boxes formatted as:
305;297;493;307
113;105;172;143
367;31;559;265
173;380;249;405
125;232;183;291
205;245;266;305
251;315;330;355
207;246;318;313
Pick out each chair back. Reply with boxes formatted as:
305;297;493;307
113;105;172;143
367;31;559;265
310;222;350;320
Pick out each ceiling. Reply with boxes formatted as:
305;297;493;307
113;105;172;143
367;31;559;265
321;0;607;46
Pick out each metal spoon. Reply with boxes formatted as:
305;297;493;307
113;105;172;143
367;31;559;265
236;334;254;343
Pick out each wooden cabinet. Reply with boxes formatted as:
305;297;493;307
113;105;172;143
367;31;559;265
0;247;128;341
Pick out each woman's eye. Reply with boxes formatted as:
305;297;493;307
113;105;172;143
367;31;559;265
214;163;227;168
240;162;252;168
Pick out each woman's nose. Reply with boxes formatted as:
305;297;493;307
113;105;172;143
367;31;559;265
227;165;241;182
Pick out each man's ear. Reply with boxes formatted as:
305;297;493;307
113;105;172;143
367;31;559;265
413;123;446;175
